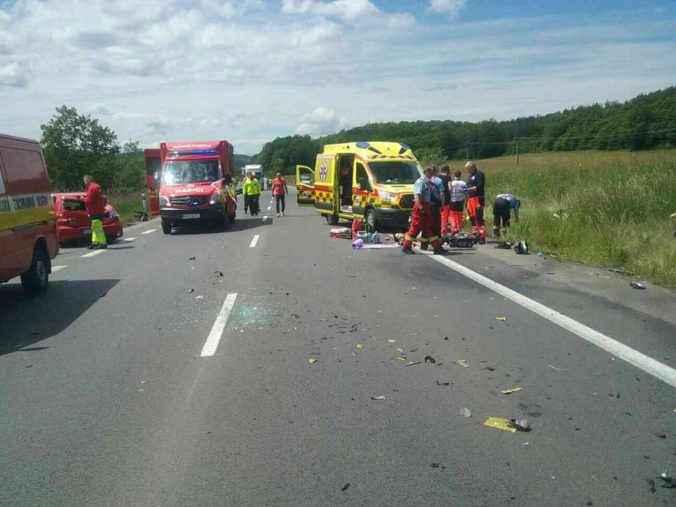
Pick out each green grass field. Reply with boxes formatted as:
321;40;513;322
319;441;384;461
456;150;676;287
106;189;146;226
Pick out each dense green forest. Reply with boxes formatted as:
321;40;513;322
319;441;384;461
254;86;676;174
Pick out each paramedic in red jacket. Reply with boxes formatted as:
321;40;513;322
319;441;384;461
83;175;107;249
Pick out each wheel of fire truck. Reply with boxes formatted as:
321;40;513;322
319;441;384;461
365;208;378;232
161;220;172;234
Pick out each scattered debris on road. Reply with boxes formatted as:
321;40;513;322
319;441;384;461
405;360;421;366
501;387;522;395
388;339;396;343
659;472;674;488
195;295;204;300
424;355;436;364
341;483;350;491
484;417;517;433
647;479;657;494
355;343;363;349
436;381;450;386
371;395;386;401
630;281;647;289
508;418;531;432
456;359;470;368
459;407;472;418
548;364;571;372
188;256;196;260
188;288;194;293
308;358;318;364
496;316;507;321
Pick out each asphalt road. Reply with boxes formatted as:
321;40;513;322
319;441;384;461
1;190;674;506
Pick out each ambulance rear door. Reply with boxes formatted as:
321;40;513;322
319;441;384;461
313;154;338;216
296;165;315;206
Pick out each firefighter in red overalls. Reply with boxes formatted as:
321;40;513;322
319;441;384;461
402;166;445;255
465;161;487;244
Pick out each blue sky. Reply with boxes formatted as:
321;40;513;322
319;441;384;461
0;0;674;154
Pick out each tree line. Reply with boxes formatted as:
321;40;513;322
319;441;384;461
254;86;676;173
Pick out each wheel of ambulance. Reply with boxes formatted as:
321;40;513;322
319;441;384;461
365;208;377;232
21;246;49;295
161;220;172;235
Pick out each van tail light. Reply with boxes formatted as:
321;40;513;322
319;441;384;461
56;213;71;225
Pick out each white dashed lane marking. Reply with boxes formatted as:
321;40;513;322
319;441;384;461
249;235;260;248
51;265;68;273
141;229;156;235
81;249;105;258
123;237;136;242
200;293;238;357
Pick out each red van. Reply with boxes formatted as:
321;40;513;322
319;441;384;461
0;134;58;295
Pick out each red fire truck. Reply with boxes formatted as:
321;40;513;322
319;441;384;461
143;148;161;217
158;141;236;234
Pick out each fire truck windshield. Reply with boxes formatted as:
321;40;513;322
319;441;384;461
369;160;422;184
162;160;220;185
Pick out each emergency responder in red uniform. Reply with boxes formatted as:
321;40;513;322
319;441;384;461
465;161;487;244
437;165;452;236
83;174;107;249
402;166;444;255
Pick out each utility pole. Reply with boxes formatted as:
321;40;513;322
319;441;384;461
515;139;520;166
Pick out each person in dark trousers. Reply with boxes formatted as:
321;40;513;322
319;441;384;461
83;174;107;249
271;172;288;216
422;166;444;251
437;165;452;236
492;193;520;237
449;170;467;234
243;172;261;216
465;161;487;243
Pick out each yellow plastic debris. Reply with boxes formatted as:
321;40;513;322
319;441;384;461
395;348;404;353
484;417;517;433
496;316;507;321
397;357;407;362
456;359;470;368
356;343;363;349
501;387;522;395
388;339;396;343
308;358;318;364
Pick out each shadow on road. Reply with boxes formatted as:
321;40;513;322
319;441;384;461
0;279;120;355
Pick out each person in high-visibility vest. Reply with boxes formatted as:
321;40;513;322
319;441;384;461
83;175;107;249
402;166;444;255
465;161;487;243
242;172;261;216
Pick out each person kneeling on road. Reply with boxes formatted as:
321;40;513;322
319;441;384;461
492;193;520;238
402;166;444;255
83;174;107;250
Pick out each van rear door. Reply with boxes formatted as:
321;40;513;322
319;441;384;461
296;165;315;206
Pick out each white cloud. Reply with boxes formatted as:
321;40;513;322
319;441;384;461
296;107;347;136
429;0;467;18
0;62;28;87
281;0;411;25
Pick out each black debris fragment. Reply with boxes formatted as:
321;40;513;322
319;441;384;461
430;463;440;468
647;479;656;494
654;432;666;439
424;355;436;364
508;418;531;432
341;483;350;491
436;381;450;386
189;256;196;260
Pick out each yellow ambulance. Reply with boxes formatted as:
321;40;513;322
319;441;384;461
296;141;422;230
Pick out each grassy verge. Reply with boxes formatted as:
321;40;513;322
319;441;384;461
462;150;676;288
106;188;146;226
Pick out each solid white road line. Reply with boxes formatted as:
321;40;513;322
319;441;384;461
51;265;68;273
249;234;260;248
123;237;136;242
141;229;156;235
81;249;105;258
201;293;238;357
426;253;676;388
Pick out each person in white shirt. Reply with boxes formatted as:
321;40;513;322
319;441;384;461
448;170;468;234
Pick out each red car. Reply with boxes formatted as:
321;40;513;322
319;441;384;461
53;193;123;244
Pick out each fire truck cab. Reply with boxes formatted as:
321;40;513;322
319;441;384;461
296;141;421;231
158;140;236;234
